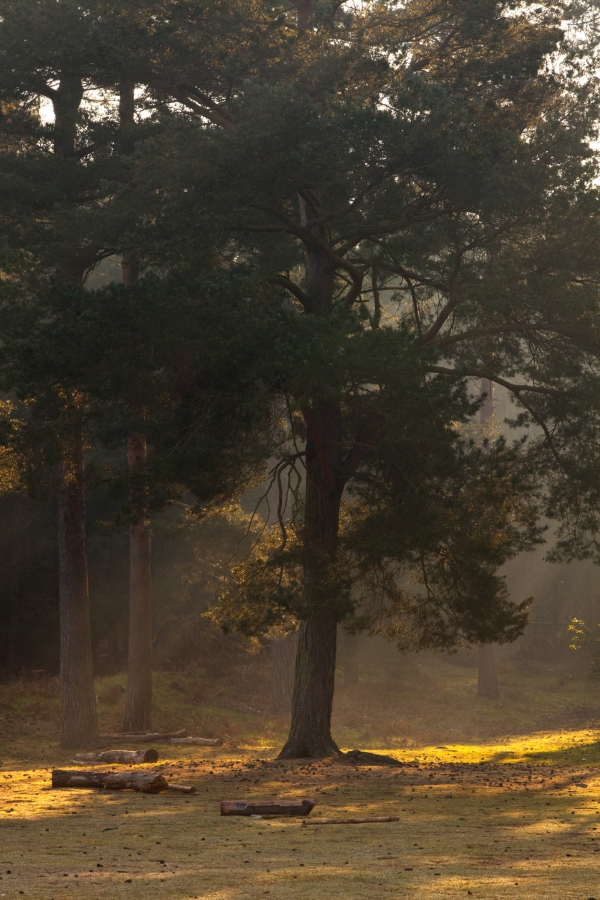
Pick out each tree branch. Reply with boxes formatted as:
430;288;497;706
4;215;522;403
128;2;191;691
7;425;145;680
167;86;236;131
428;366;563;397
269;274;310;311
436;323;559;349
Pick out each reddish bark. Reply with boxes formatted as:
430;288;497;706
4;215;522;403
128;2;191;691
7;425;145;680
123;431;153;732
58;433;100;749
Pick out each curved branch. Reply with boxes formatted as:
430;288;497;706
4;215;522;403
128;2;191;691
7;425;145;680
428;366;563;397
437;323;572;349
269;274;310;311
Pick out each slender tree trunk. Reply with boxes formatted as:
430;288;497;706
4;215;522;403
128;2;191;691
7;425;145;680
272;631;298;714
58;431;100;748
477;643;500;701
118;82;153;731
123;432;153;732
4;494;23;674
477;378;500;700
341;630;360;689
53;76;99;748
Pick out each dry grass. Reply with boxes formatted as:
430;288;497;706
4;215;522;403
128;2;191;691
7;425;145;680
2;724;600;899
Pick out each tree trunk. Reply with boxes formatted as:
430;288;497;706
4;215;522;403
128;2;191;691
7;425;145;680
277;197;344;758
58;432;100;749
119;80;153;732
477;643;500;700
4;494;23;674
279;394;343;758
272;631;298;714
53;76;84;158
477;379;500;701
340;629;360;689
123;431;153;732
279;607;340;757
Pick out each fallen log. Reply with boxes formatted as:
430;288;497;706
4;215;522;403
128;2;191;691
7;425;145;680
72;749;159;764
52;769;168;793
343;749;403;767
167;784;196;794
169;737;222;746
99;729;186;743
303;816;400;825
221;798;316;817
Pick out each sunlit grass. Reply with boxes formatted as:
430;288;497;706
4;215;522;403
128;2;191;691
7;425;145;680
2;723;600;898
2;664;600;897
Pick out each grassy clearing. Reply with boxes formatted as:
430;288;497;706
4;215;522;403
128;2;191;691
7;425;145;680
2;728;600;899
2;660;600;897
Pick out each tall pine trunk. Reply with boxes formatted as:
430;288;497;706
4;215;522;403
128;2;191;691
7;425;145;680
477;378;500;701
279;397;343;758
118;82;153;732
341;630;360;689
53;76;99;748
123;432;153;731
272;631;298;714
477;643;500;701
58;430;100;748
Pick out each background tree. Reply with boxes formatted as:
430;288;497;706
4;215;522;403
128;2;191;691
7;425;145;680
0;0;288;745
0;0;114;747
477;380;501;702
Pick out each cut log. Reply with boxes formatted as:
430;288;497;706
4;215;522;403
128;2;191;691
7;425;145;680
169;737;222;746
52;769;168;793
302;816;400;825
72;749;159;764
220;798;316;817
99;729;186;743
343;749;403;767
167;784;196;794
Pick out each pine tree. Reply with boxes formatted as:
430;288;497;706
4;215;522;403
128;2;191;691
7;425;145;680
143;0;600;756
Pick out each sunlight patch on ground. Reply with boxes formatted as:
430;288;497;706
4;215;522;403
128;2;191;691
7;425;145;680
2;729;600;898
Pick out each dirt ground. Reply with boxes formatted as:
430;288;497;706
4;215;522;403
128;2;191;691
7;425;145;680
2;728;600;899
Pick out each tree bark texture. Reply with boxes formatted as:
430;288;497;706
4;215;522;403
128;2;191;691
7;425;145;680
52;769;167;793
280;402;344;757
119;78;153;731
72;749;159;764
477;379;500;701
477;643;500;700
272;631;299;714
58;432;100;749
340;629;360;689
221;798;316;817
279;607;340;758
53;76;84;158
123;431;153;732
279;226;344;757
295;0;313;31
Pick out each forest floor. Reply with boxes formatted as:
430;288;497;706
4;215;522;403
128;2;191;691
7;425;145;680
1;660;600;898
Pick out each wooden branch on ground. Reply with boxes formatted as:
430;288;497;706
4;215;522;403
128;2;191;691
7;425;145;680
220;798;316;817
99;729;186;743
167;784;196;794
52;769;168;793
303;816;400;825
72;749;159;764
169;736;222;746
